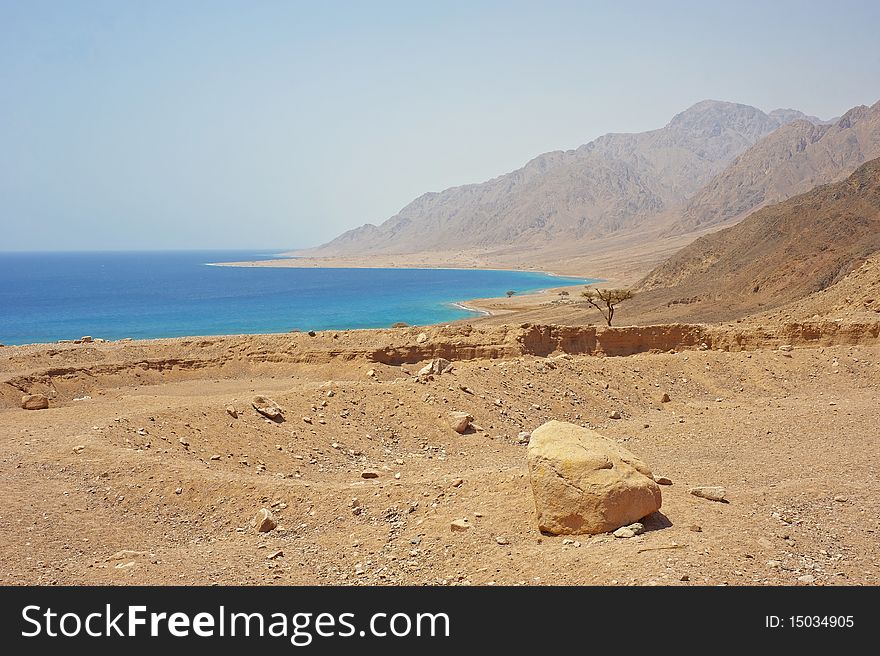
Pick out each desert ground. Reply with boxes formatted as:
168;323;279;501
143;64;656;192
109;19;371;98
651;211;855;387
1;316;878;586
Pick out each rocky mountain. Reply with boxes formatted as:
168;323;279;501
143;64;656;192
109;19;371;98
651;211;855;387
307;101;811;256
633;158;880;322
668;101;880;234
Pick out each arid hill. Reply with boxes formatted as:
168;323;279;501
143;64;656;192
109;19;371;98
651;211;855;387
632;158;880;323
669;101;880;234
305;101;807;257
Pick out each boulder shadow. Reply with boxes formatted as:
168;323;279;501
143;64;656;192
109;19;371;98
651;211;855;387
641;511;673;533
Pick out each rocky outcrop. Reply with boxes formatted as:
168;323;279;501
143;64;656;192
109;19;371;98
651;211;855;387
527;421;662;535
252;396;283;421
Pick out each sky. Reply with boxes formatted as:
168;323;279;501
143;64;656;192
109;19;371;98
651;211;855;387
1;0;879;251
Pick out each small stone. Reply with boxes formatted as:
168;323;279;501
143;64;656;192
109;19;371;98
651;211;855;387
367;369;376;378
659;392;671;403
174;487;182;495
416;333;428;344
307;331;316;337
653;475;673;485
517;431;531;444
833;495;848;503
226;405;238;419
448;411;473;433
680;574;690;582
81;336;93;343
267;549;284;560
613;522;645;538
361;470;380;479
72;445;85;454
178;438;189;447
302;416;313;424
609;410;622;419
251;396;283;421
690;486;727;502
450;518;471;532
21;394;49;410
779;345;793;352
210;454;221;461
394;472;401;480
689;525;703;533
450;478;464;488
495;536;510;545
251;508;277;533
797;574;815;584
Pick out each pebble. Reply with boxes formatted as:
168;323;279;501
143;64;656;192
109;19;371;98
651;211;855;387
653;475;673;485
267;550;284;560
797;574;815;584
609;410;622;419
613;522;644;538
226;405;238;419
690;486;727;502
495;536;510;545
361;470;380;479
450;519;471;532
251;508;277;533
833;495;848;503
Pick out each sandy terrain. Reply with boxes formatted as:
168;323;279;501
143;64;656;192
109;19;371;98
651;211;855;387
1;321;878;586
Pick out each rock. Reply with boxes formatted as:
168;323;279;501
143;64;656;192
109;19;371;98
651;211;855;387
174;487;182;495
779;344;793;352
689;525;702;533
361;470;380;479
660;392;671;403
80;336;93;343
366;369;376;378
797;574;815;584
517;431;532;444
251;508;277;532
690;486;727;502
418;358;452;376
612;522;644;538
495;536;510;545
307;331;316;337
251;396;283;421
450;518;471;532
450;478;464;488
210;454;221;461
226;405;238;419
21;394;49;410
302;416;312;424
72;445;85;453
527;420;662;535
609;410;622;419
267;549;284;560
416;333;428;344
448;411;473;433
653;475;673;485
833;495;848;503
108;550;147;561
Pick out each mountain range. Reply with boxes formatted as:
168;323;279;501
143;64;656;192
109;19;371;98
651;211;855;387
303;99;880;265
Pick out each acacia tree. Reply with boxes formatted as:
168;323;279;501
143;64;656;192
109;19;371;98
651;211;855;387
582;287;634;326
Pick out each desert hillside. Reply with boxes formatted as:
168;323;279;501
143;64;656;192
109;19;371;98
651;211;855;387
669;101;880;234
628;158;880;323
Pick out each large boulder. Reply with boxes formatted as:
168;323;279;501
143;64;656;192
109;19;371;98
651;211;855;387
527;421;662;535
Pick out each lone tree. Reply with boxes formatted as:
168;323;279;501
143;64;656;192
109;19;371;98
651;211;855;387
506;290;516;298
581;287;634;326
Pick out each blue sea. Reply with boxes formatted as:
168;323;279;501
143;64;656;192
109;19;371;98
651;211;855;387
0;251;593;345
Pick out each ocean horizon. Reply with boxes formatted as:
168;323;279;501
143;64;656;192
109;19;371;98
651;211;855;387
0;250;593;346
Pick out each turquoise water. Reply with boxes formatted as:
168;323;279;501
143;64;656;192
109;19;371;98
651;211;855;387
0;251;593;345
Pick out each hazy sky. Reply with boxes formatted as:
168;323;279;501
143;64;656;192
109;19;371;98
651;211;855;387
2;0;878;251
